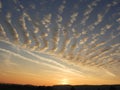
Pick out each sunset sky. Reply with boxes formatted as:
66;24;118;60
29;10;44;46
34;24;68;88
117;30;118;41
0;0;120;86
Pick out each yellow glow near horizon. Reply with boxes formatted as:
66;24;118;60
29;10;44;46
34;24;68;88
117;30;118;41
60;78;69;85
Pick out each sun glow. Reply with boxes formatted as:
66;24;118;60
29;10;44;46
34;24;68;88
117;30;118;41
60;78;69;85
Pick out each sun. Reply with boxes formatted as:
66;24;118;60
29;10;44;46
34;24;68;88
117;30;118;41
60;78;69;85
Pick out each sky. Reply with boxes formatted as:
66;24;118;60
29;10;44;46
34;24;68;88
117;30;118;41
0;0;120;86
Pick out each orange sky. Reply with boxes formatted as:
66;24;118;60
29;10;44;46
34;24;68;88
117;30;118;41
0;66;120;86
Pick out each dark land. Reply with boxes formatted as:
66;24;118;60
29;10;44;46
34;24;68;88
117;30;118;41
0;83;120;90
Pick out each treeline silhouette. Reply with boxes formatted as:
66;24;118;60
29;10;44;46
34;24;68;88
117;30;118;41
0;83;120;90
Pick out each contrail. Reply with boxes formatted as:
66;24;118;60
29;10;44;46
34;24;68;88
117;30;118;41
0;48;71;73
